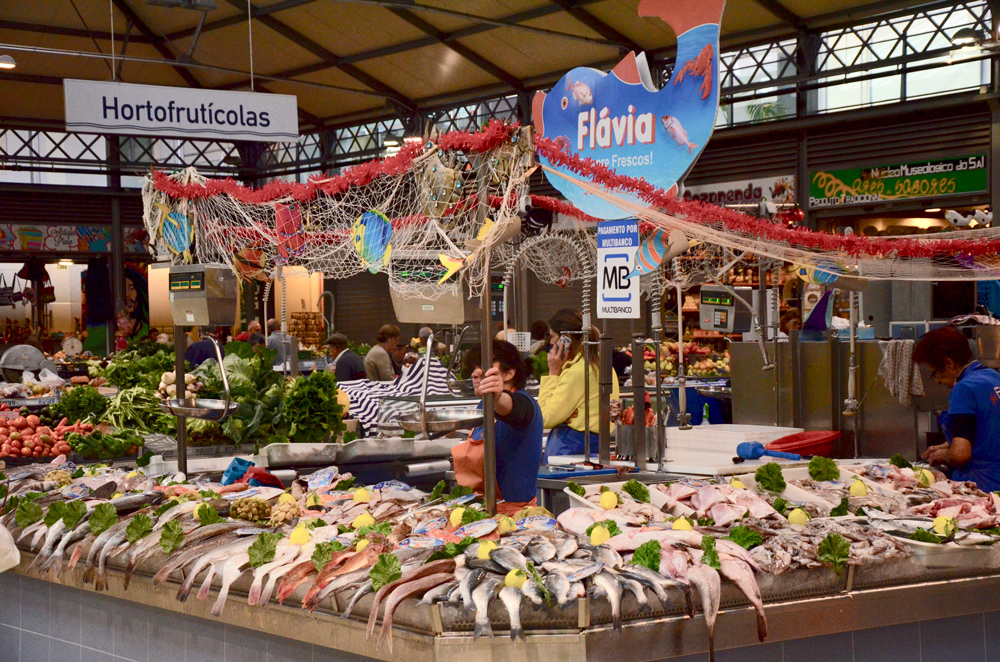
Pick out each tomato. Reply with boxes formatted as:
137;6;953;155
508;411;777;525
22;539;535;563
20;447;31;456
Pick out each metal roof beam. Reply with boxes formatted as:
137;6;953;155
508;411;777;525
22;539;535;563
546;0;643;54
110;0;203;87
0;20;146;43
751;0;808;31
219;0;415;110
387;8;526;90
162;0;319;41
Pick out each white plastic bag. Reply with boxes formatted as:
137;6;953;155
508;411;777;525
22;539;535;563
0;523;20;573
38;368;65;390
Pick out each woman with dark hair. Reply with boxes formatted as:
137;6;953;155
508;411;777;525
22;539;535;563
122;267;149;340
540;308;619;460
453;340;543;514
915;326;1000;491
364;324;400;382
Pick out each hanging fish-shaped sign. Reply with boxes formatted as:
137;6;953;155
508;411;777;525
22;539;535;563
275;202;305;264
154;203;194;262
351;210;393;273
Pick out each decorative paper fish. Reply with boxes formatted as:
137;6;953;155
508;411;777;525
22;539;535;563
627;228;692;279
476;218;495;242
153;203;194;262
234;245;269;281
351;210;393;274
796;264;842;286
533;0;727;220
275;202;305;264
438;254;466;283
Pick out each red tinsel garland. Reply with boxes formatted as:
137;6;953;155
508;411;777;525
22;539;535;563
535;137;1000;260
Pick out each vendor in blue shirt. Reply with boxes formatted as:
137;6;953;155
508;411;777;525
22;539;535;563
915;326;1000;491
453;340;543;515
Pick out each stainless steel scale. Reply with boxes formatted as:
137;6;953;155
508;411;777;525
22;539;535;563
162;263;240;473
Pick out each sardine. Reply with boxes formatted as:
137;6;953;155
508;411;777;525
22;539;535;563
544;571;571;607
418;580;458;606
719;557;766;642
590;571;622;631
489;546;529;574
618;575;651;613
556;537;578;559
499;586;526;641
472;577;502;640
460;568;485;612
377;573;454;652
341;579;373;619
688;565;721;662
526;539;557;565
593;544;624;569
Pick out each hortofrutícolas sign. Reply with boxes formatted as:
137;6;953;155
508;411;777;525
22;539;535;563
809;155;986;208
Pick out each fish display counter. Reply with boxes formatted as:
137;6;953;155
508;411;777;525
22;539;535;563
4;459;1000;662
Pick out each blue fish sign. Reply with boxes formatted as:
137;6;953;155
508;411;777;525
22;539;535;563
153;203;194;262
533;0;727;220
351;210;393;274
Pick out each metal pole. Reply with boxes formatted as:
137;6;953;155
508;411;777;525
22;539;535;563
472;155;497;515
599;319;612;465
676;277;691;429
771;266;781;427
844;290;860;457
173;325;188;475
631;334;646;470
583;314;592;463
652;292;666;473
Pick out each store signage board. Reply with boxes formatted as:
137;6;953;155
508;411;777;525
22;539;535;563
64;79;299;143
532;1;727;220
596;219;640;318
684;175;795;207
809;155;987;208
0;224;146;254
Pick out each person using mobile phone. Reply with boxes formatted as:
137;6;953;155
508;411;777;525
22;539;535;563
539;309;619;461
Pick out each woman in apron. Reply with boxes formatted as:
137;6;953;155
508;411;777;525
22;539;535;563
452;340;544;516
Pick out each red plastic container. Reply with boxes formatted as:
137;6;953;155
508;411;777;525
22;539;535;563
765;430;841;457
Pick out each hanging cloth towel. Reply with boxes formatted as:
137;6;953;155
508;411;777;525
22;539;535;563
877;339;925;407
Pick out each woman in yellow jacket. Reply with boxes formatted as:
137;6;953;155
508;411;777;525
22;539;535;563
539;309;619;461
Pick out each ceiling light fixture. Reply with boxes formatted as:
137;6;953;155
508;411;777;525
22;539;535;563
0;54;15;70
924;208;941;213
952;27;987;47
382;133;402;148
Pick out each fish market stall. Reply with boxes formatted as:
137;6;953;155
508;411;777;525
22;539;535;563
4;458;1000;662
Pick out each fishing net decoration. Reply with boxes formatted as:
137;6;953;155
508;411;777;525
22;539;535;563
142;123;536;304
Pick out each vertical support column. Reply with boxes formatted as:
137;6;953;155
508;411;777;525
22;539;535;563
795;33;819;231
990;98;1000;218
107;135;124;355
631;334;646;471
598;319;612;466
173;326;188;475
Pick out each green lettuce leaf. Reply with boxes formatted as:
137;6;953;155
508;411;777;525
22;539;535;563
585;519;623;538
631;540;661;572
159;520;185;554
724;526;763;550
61;501;88;529
89;503;118;536
311;540;347;572
427;536;477;562
701;535;721;569
566;481;586;497
830;498;850;517
248;532;282;568
818;532;851;572
126;514;154;544
15;499;43;528
808;456;840;482
621;479;650;503
754;463;786;493
370;553;402;592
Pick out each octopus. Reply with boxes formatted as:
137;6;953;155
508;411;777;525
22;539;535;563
674;42;714;100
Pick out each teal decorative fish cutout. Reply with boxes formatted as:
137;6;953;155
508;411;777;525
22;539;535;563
154;203;194;262
351;210;393;274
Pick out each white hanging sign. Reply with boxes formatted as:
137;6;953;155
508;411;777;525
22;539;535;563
596;218;640;318
64;79;299;143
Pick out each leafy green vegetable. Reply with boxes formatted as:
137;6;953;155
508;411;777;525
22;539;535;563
889;453;913;469
126;514;154;544
818;532;851;572
401;430;418;439
631;540;661;572
357;522;392;538
585;519;623;538
754;462;786;493
700;535;721;569
808;456;840;482
197;505;224;527
61;501;87;529
312;541;347;571
284;371;346;443
15;499;43;528
44;502;68;527
525;561;551;606
306;519;327;530
71;468;84;479
460;508;491;526
333;477;355;492
695;517;715;527
772;497;788;516
248;532;282;568
449;485;474;500
342;431;359;444
50;385;108;423
199;490;222;500
154;500;179;518
725;526;763;550
566;481;586;497
160;520;185;554
621;479;650;503
909;528;942;544
136;450;154;468
370;553;402;591
427;536;478;562
830;498;850;517
428;480;447;501
89;503;118;536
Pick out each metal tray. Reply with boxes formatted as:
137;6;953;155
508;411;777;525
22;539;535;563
159;398;240;421
398;407;483;436
336;437;461;464
265;442;340;468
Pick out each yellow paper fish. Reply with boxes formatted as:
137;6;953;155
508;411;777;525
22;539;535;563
476;218;495;242
438;254;465;283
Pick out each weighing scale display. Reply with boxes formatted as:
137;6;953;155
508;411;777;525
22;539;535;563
169;271;205;292
701;292;734;307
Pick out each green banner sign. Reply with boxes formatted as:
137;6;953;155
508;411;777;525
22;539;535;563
809;155;987;208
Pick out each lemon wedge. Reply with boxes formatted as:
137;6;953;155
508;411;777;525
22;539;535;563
289;525;310;546
672;518;693;531
355;539;370;552
306;493;322;507
353;488;371;504
599;491;618;510
933;515;956;537
849;478;868;497
352;512;375;529
449;507;466;527
729;479;746;489
916;468;935;487
496;515;517;535
787;508;810;525
590;525;611;546
477;540;498;559
278;493;297;505
505;568;526;589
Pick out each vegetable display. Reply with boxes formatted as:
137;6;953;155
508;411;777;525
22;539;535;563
49;386;108;423
67;429;143;460
283;370;346;443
